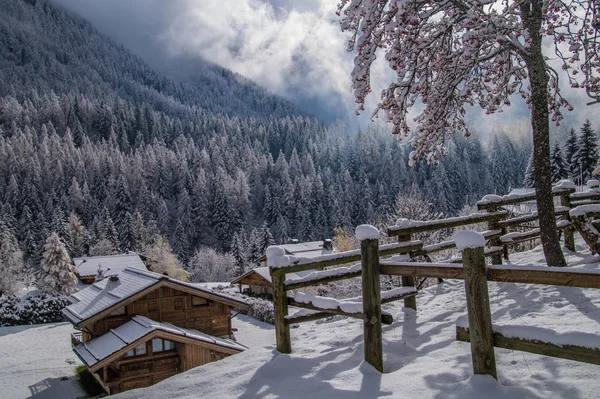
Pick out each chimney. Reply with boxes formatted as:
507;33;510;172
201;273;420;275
104;275;121;292
323;239;333;251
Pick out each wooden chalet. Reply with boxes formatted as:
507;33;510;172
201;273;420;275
233;239;334;295
73;253;148;284
63;267;249;394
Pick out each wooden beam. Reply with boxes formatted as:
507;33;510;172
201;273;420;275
273;273;291;354
284;310;333;325
361;237;383;372
387;211;508;237
477;188;575;210
287;297;394;325
456;326;600;366
269;240;422;276
462;245;497;379
284;264;362;291
497;208;569;228
379;262;600;289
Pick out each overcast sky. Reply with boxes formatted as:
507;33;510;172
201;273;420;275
50;0;598;139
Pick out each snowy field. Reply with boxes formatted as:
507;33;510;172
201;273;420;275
115;239;600;399
2;239;600;399
0;322;84;399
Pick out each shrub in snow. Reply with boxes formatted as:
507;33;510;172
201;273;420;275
246;297;274;324
0;295;22;326
20;293;70;325
40;232;78;295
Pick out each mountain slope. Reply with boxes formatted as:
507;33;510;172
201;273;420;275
0;0;304;119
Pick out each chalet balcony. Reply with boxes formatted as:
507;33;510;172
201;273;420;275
71;331;83;348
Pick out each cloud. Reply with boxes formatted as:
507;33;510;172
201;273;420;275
50;0;598;137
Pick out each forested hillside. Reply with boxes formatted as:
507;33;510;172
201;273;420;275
0;0;533;282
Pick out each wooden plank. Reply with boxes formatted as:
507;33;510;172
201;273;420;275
456;326;600;366
269;240;422;276
361;237;383;372
284;310;333;325
379;262;600;289
284;265;362;291
287;297;394;325
387;211;508;237
440;247;504;264
497;208;569;228
569;191;600;201
272;273;291;354
477;188;575;210
462;245;497;379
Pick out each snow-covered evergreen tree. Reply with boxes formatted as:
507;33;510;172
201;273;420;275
0;223;25;296
258;222;275;256
572;120;598;185
231;231;249;277
550;141;568;183
40;232;77;295
564;128;579;181
523;153;536;188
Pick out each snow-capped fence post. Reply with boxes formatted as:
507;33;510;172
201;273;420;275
397;230;417;311
560;192;575;252
455;231;497;380
486;208;504;265
268;246;292;354
356;224;384;373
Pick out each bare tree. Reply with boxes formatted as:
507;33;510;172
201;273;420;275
337;0;600;266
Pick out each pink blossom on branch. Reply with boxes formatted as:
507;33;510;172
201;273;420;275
337;0;600;165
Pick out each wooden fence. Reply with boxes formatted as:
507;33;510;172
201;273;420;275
269;181;600;374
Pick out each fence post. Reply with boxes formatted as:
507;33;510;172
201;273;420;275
457;231;497;379
399;233;417;310
561;193;575;252
487;207;503;265
272;272;291;354
358;225;383;372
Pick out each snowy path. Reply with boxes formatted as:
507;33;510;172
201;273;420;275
115;240;600;399
0;322;84;399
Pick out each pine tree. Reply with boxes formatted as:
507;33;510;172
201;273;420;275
40;232;77;295
523;153;536;188
564;128;579;181
0;223;25;296
231;231;248;277
258;222;275;257
573;120;598;185
65;213;88;258
550;141;568;183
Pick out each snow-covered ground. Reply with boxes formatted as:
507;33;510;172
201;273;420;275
2;239;599;399
0;322;84;399
115;238;600;399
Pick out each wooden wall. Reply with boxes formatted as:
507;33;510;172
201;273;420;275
87;286;232;340
101;340;236;394
239;273;273;295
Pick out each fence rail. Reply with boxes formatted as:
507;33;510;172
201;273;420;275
269;180;600;375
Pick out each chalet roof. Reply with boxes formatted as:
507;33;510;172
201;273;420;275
231;267;311;285
74;315;246;370
73;253;147;278
62;267;248;327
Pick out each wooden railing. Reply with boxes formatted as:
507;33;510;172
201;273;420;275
381;241;600;378
269;180;600;374
71;331;83;348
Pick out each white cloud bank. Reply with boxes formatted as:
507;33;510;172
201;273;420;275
50;0;598;136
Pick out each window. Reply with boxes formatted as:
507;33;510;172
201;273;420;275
152;338;175;353
124;343;147;357
192;296;208;307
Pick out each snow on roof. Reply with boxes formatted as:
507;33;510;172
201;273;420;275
73;253;147;277
63;267;248;326
74;315;246;370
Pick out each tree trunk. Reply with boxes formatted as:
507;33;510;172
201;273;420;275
522;2;566;267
